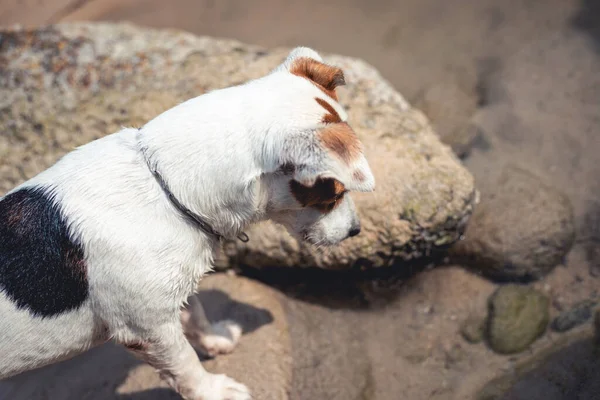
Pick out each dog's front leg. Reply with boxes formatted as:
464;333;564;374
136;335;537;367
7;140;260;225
182;295;242;358
125;324;250;400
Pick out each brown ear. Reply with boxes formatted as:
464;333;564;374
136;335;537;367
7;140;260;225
290;57;346;100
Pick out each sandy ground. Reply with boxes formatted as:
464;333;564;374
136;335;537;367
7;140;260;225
1;0;599;399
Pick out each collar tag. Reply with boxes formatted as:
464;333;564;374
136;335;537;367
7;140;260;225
237;232;250;243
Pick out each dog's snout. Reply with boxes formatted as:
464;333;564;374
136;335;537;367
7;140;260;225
348;226;361;238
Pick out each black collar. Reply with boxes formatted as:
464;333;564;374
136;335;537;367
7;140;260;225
149;167;249;243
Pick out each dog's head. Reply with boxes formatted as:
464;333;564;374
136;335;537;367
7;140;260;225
258;47;375;246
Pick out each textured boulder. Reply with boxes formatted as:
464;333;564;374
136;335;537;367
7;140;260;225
451;165;575;281
0;22;476;270
486;285;549;354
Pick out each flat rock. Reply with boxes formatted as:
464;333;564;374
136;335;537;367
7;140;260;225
451;164;575;281
0;22;476;270
487;285;549;355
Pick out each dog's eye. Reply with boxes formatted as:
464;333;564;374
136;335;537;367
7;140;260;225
320;191;345;210
321;200;338;211
334;191;347;201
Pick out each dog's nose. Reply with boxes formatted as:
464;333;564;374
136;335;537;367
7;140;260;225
348;226;361;238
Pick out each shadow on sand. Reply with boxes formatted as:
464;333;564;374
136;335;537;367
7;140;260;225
0;289;273;400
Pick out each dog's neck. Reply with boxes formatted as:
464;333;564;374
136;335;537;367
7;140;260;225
136;138;261;241
145;162;250;243
135;120;272;240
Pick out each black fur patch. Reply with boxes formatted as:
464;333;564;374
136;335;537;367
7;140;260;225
0;187;88;317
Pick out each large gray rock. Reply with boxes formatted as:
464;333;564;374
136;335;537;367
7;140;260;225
0;22;476;270
451;165;575;281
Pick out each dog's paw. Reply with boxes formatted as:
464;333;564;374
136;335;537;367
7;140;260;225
188;320;242;358
200;320;242;357
195;373;251;400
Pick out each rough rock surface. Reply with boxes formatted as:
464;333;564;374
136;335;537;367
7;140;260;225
487;285;549;355
451;165;575;281
0;274;292;400
0;22;476;270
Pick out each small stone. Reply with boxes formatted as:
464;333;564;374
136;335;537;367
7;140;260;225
460;315;485;344
551;299;596;332
487;285;549;354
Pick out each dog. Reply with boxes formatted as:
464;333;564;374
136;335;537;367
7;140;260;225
0;47;375;400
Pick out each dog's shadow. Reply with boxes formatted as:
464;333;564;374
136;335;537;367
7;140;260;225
195;289;273;335
0;290;273;400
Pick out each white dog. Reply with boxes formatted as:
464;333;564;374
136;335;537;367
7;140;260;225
0;47;374;400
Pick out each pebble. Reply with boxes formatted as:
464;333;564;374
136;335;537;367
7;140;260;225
460;315;485;344
551;299;597;332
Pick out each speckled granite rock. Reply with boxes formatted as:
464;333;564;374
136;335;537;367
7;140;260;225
0;22;476;270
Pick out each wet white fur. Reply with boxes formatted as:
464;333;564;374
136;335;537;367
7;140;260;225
0;47;374;400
